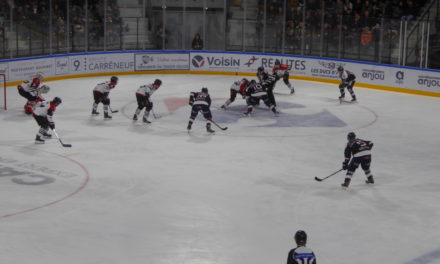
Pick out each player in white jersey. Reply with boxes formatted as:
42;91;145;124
337;66;356;102
287;230;317;264
92;76;118;118
220;78;248;109
17;73;50;114
133;79;162;123
32;97;62;144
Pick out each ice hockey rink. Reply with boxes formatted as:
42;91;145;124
1;74;440;264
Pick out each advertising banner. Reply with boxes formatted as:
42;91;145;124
1;51;440;95
7;58;55;81
190;52;308;76
134;53;189;71
68;53;134;75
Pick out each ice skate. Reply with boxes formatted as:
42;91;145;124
365;176;375;184
35;135;45;144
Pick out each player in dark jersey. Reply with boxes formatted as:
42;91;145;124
341;132;375;188
337;66;356;102
187;87;215;133
243;80;279;116
257;66;269;83
261;74;279;106
287;230;317;264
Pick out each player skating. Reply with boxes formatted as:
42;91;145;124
32;97;62;144
133;79;162;123
261;74;279;107
287;230;317;264
220;78;248;109
243;80;279;116
17;73;50;115
341;132;375;188
187;87;215;133
337;66;357;102
273;59;295;94
256;66;269;83
91;76;118;119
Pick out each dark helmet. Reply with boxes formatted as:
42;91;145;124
347;132;356;141
52;97;62;106
154;79;162;86
294;230;307;246
257;66;264;72
110;76;118;84
247;80;256;87
337;66;344;72
201;87;208;93
275;59;281;65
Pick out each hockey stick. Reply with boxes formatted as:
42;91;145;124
52;129;72;148
314;168;343;182
210;119;228;131
109;106;119;113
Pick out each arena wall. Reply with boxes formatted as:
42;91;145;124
1;51;440;97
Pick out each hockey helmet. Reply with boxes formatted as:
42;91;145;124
241;78;249;85
247;80;256;87
34;72;44;82
257;66;264;72
110;76;119;84
337;65;344;72
294;230;307;246
153;79;162;87
201;87;208;93
52;97;62;106
275;59;281;65
347;132;356;141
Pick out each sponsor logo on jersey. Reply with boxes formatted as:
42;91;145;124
192;55;205;68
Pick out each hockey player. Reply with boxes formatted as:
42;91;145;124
32;97;62;144
337;66;357;102
341;132;375;188
91;76;118;119
133;79;162;123
273;59;295;94
243;80;279;116
187;87;215;133
17;73;50;114
261;74;279;107
287;230;317;264
220;78;248;109
256;66;269;83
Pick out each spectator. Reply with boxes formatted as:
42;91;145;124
191;33;203;50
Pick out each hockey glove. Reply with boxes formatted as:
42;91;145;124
368;142;374;149
342;161;349;170
49;122;55;130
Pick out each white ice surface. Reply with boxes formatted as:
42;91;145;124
1;74;440;264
